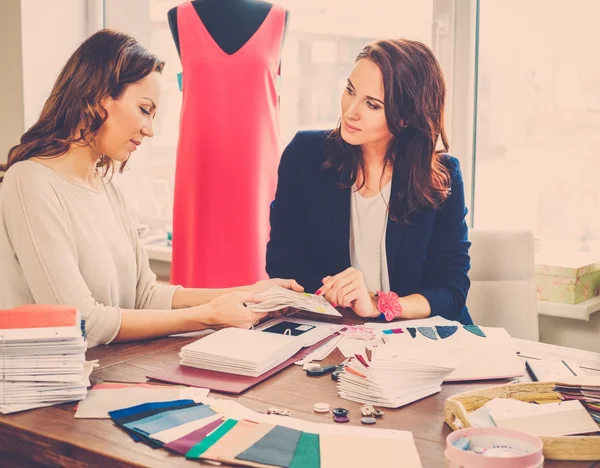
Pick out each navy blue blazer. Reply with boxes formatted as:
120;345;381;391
266;130;472;324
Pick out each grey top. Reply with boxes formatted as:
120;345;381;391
349;182;392;293
0;161;179;347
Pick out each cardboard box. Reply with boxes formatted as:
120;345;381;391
535;254;600;304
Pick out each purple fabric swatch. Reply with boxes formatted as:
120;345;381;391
163;418;224;455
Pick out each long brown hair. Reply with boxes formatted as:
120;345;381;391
324;38;451;224
5;29;164;177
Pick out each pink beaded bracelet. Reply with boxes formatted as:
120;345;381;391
376;291;403;321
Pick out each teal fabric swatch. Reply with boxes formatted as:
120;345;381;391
464;325;486;337
185;419;238;459
236;425;302;468
289;432;320;468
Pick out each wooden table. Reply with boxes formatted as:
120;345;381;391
1;335;599;468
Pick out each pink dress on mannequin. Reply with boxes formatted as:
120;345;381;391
172;2;285;288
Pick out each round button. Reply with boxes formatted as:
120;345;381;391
332;407;349;417
361;417;377;425
373;408;384;418
333;415;350;423
360;404;374;417
313;403;330;413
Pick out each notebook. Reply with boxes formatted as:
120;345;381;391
525;359;584;382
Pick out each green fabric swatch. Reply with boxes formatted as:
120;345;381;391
289;432;320;468
185;419;238;459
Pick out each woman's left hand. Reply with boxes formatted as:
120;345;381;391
318;267;379;318
247;278;304;295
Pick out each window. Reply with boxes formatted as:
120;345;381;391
102;0;464;231
473;0;600;256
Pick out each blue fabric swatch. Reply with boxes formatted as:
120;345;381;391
435;325;458;339
109;399;195;422
417;327;437;340
109;399;197;443
125;404;215;436
407;327;417;338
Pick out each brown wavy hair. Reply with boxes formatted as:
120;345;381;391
324;38;451;224
5;29;164;177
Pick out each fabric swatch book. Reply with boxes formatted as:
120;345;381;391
108;396;422;468
554;377;600;425
0;305;92;414
148;334;338;394
337;352;457;408
252;286;344;323
179;327;305;377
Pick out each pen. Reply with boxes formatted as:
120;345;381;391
561;360;577;376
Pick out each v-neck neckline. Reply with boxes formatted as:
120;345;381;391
187;2;276;58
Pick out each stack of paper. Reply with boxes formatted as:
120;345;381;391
0;305;90;414
379;324;524;381
470;397;600;436
554;377;600;426
337;352;456;408
179;327;304;377
251;286;342;321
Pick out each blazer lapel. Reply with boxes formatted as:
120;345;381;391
385;169;406;278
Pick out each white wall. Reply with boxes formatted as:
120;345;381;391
20;0;88;128
0;0;25;164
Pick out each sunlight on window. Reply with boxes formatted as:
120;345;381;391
474;0;600;256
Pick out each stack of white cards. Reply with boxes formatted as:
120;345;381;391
251;286;342;318
180;327;304;377
337;352;457;408
0;305;91;414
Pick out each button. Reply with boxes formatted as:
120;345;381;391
360;404;374;417
373;408;384;418
313;403;330;413
333;415;350;423
361;417;377;425
332;407;349;417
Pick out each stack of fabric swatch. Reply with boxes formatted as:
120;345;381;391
554;377;600;426
0;305;92;414
337;352;457;408
108;397;422;468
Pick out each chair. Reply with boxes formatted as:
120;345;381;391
466;229;539;341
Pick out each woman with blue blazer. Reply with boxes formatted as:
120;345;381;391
266;39;472;324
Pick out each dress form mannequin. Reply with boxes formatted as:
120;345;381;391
168;0;289;288
168;0;288;56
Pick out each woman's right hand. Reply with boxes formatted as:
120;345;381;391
203;291;267;329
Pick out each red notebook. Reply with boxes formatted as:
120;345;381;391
147;334;337;394
0;305;78;329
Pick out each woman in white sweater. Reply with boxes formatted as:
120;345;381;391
0;29;302;347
